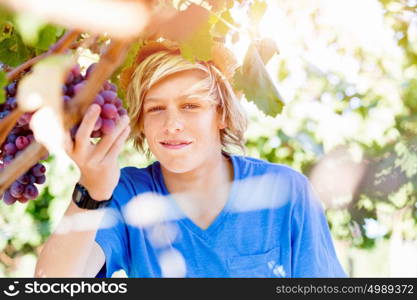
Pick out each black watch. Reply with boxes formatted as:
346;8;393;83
72;183;112;210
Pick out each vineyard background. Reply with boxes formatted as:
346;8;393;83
0;0;417;277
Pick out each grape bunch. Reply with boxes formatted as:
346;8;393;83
0;63;127;205
0;82;45;204
67;63;127;138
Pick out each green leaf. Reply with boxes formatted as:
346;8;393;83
233;43;284;117
36;25;58;51
54;26;65;38
277;60;289;81
0;33;31;67
120;40;143;73
15;13;45;46
0;70;6;104
111;39;144;100
0;21;13;43
0;7;14;42
180;22;214;62
249;0;267;25
212;10;234;37
255;38;278;65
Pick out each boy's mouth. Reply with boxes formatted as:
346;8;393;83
159;140;192;150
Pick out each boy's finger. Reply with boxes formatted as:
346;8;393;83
74;104;101;155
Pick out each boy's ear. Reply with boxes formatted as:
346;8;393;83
216;106;227;129
218;118;227;130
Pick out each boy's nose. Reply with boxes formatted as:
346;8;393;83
164;110;184;133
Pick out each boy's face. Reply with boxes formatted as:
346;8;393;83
142;69;226;173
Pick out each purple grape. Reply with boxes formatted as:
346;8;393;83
73;82;86;95
6;134;17;143
3;190;17;205
103;81;111;90
10;127;22;135
5;97;17;110
65;72;74;85
27;134;35;144
94;94;104;106
62;84;68;95
101;119;115;135
6;82;17;97
3;155;13;165
35;175;46;184
10;181;24;198
101;104;118;119
4;143;17;155
73;74;84;85
103;81;117;92
86;63;97;79
70;125;79;139
17;113;31;127
112;113;120;122
31;163;46;176
91;130;101;138
118;108;127;116
101;91;117;103
28;174;37;184
15;136;29;150
66;85;74;97
23;183;38;200
0;110;10;119
114;98;122;108
17;174;30;184
18;196;29;204
94;117;103;131
71;64;81;77
63;95;71;103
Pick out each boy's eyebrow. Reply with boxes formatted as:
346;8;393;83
144;96;163;103
145;88;208;103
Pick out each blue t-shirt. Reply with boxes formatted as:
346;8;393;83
95;154;346;278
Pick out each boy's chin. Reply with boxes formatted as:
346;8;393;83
157;156;198;174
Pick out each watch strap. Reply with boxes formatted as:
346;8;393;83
72;183;112;210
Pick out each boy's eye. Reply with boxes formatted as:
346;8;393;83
147;106;164;112
183;104;199;109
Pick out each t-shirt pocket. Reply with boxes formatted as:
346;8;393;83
226;247;285;278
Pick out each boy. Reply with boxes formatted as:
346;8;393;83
35;44;346;278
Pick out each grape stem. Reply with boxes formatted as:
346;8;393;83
0;110;21;150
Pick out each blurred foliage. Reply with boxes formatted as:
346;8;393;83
0;0;417;277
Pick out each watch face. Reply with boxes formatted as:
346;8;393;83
73;188;83;203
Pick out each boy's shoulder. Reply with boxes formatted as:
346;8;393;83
233;154;308;184
230;155;312;211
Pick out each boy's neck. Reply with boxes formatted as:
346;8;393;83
161;151;233;196
160;151;234;228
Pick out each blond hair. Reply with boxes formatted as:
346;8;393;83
125;51;247;157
